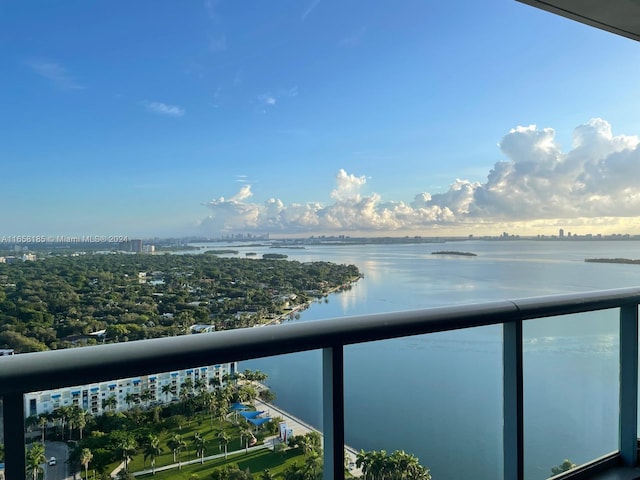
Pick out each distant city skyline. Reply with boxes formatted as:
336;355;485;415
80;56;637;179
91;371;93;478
2;1;640;238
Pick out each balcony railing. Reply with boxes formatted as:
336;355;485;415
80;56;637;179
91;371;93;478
1;287;640;480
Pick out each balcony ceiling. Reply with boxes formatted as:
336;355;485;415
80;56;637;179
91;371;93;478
517;0;640;42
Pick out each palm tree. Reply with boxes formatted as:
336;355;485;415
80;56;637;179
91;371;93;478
217;430;230;459
283;463;304;480
243;369;268;385
304;451;323;479
209;376;221;389
215;388;231;423
26;442;46;480
195;377;207;393
260;470;275;480
355;449;431;480
180;377;194;399
237;385;258;406
167;433;187;468
551;459;577;476
356;450;372;480
201;391;215;429
74;408;88;440
193;432;207;464
152;405;161;424
239;424;253;453
102;395;117;413
143;434;163;474
161;383;173;402
67;405;86;440
118;436;137;473
80;448;93;480
140;389;153;408
37;414;48;443
52;405;71;441
124;393;136;409
370;450;389;480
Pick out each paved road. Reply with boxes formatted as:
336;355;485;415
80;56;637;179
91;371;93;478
44;441;69;480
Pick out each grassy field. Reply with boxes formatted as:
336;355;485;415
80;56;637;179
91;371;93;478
99;409;293;477
135;446;305;479
125;421;248;472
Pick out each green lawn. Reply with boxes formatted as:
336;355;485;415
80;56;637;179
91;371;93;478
105;412;277;474
127;424;242;471
135;447;305;479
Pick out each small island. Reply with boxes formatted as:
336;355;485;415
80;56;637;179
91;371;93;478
432;251;477;257
263;253;288;259
585;258;640;265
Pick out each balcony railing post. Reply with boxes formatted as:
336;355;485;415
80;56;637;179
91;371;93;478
323;346;345;480
504;318;524;480
619;304;638;466
3;392;26;480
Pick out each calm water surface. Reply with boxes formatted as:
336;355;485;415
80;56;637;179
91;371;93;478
236;240;640;480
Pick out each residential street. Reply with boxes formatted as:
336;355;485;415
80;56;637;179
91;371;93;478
44;441;69;480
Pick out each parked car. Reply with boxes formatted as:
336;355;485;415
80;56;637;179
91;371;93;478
48;457;57;466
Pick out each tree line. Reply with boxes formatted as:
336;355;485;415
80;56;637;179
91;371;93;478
0;252;360;352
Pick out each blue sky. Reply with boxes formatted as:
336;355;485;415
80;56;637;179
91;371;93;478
2;0;640;238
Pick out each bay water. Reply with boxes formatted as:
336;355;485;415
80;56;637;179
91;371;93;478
237;240;640;479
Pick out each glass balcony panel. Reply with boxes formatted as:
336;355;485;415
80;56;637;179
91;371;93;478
523;309;619;480
0;397;4;475
22;356;322;479
242;351;324;478
344;326;504;480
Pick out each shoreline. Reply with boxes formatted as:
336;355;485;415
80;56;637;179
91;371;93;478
254;398;362;476
261;277;361;327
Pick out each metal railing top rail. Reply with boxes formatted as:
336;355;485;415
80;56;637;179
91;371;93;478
1;287;639;396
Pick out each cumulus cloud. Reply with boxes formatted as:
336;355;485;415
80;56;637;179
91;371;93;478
200;119;640;235
144;101;185;117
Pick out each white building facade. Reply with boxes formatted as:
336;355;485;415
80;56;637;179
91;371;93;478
24;362;237;418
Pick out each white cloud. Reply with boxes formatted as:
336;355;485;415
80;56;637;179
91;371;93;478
257;87;298;109
144;101;185;117
331;169;367;201
230;184;253;202
257;94;277;106
26;59;84;90
282;86;299;97
200;119;640;235
301;0;321;20
203;0;220;20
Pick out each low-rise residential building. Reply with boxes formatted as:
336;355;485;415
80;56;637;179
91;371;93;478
24;362;237;417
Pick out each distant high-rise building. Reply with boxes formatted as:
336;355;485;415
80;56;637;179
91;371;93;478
131;239;142;253
559;228;564;238
118;239;143;253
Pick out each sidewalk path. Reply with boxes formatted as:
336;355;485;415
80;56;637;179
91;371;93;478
132;443;270;477
128;398;362;477
254;399;362;477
